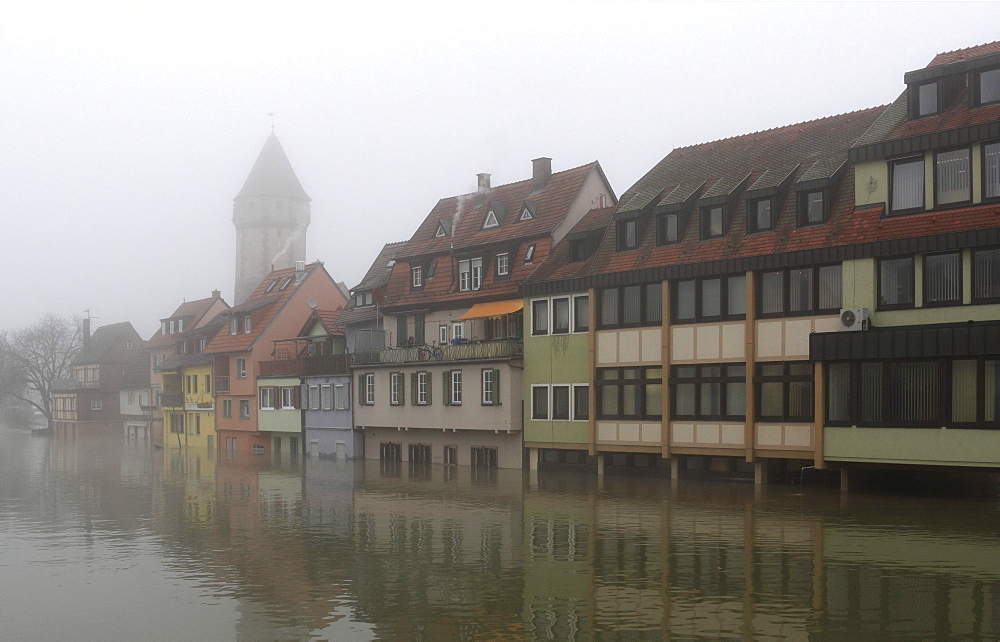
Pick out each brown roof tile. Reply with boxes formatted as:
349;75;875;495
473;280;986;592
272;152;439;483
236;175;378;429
145;294;226;347
928;41;1000;67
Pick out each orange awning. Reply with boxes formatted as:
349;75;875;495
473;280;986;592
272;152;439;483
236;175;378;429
456;299;524;320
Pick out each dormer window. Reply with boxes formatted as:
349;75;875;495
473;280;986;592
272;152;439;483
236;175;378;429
798;190;827;226
198;338;206;352
435;221;449;237
230;318;238;335
483;209;499;229
569;239;590;263
617;220;639;251
244;316;252;333
169;319;175;334
279;276;294;290
496;253;509;276
356;291;373;307
524;244;536;264
411;266;423;288
161;321;168;335
747;197;775;233
914;81;938;118
889;156;924;214
177;319;184;332
701;205;725;239
657;213;681;245
974;68;1000;106
426;260;437;278
265;278;280;293
519;202;536;221
935;148;971;206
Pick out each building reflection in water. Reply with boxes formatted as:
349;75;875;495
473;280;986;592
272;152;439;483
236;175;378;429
20;431;1000;638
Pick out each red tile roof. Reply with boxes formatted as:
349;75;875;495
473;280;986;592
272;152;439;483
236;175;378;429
145;294;227;347
882;88;1000;141
928;41;1000;67
528;207;615;283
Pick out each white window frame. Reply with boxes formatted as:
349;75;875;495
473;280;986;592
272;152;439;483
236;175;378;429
91;399;103;411
244;315;252;333
496;252;509;277
524;244;536;264
572;384;590;421
417;371;428;405
259;387;275;410
390;372;402;406
551;384;571;421
334;384;347;410
450;370;462;405
236;358;247;379
452;322;464;340
459;259;471;291
471;257;483;290
531;384;549;420
309;385;320;410
364;373;375;405
280;387;295;410
230;317;238;335
411;266;423;288
482;369;496;405
321;384;333;410
439;325;449;344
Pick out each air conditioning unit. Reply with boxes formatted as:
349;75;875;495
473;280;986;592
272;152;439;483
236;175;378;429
839;308;869;332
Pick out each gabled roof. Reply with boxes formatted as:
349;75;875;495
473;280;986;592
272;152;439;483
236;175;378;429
297;307;344;337
352;241;407;291
527;206;615;284
205;262;325;354
74;322;143;366
145;293;228;347
397;161;603;260
234;133;310;202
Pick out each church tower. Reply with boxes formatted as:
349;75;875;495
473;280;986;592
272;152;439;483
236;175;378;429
232;133;311;304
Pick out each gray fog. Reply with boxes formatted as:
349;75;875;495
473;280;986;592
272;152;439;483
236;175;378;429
1;2;996;336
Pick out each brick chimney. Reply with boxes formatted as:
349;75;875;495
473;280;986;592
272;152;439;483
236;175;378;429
82;317;91;351
211;289;221;299
532;157;552;192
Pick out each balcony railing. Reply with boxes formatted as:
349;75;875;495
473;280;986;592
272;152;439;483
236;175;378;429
352;338;523;366
159;393;183;408
214;376;230;394
259;353;352;377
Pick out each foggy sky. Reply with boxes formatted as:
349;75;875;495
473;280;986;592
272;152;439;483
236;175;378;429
2;2;997;338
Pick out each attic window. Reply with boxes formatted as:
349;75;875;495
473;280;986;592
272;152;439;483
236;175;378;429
657;213;681;245
747;197;775;233
701;205;726;239
265;278;280;293
230;317;238;335
483;210;499;229
279;276;294;290
617;220;639;251
913;81;939;118
426;260;437;278
976;68;1000;106
244;316;252;333
524;244;536;264
519;207;534;221
798;190;827;226
435;223;448;237
569;239;590;263
356;291;373;307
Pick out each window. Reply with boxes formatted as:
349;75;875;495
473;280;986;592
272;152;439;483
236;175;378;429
390;372;404;406
91;399;102;411
617;219;639;251
161;320;168;335
572;384;589;421
411;266;422;288
914;81;938;117
444;445;458;465
976;68;1000;106
259;387;275;410
935;148;971;206
671;364;745;421
827;360;940;426
758;264;841;316
413;314;425;345
889;157;924;213
280;387;296;409
551;385;570;420
230;318;238;335
657;212;681;245
531;299;549;336
531;385;549;420
222;399;232;418
312;384;328;410
923;252;961;306
552;297;570;334
878;257;914;309
205;374;210;393
309;385;320;410
747;197;775;233
458;258;484;291
334;384;347;410
573;295;589;332
524;244;536;264
244;315;251;333
701;205;725;239
673;274;746;323
444;370;462;405
952;359;1000;425
451;322;464;340
756;362;813;422
973;248;1000;302
361;373;375;405
236;358;247;378
598;283;662;329
569;238;590;262
481;368;500;405
198;339;206;352
439;325;449;344
239;399;250;419
597;367;663;420
799;190;826;226
983;142;1000;200
520;206;534;221
356;291;373;307
496;253;509;277
415;371;430;405
483;209;499;229
170;414;183;434
435;223;448;237
169;319;175;334
471;258;483;290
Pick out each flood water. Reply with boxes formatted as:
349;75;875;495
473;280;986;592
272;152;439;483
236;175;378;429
3;424;1000;639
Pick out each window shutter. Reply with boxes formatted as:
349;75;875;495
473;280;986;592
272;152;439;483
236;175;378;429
358;375;365;405
443;371;451;405
492;369;501;405
410;372;417;405
426;373;432;405
293;386;301;409
399;373;405;404
301;384;308;409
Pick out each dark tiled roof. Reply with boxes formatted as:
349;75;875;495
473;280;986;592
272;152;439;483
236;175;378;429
527;207;615;283
122;353;152;387
235;133;310;201
156;352;213;372
352;241;407;291
145;294;227;347
873;88;1000;144
928;41;1000;67
74;322;143;366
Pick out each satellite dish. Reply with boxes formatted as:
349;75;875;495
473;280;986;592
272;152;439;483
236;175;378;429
307;297;317;309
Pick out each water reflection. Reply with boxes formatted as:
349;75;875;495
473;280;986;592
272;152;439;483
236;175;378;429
2;424;1000;639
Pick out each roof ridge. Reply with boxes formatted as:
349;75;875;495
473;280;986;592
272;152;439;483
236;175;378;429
673;106;889;151
930;40;1000;64
441;160;598;201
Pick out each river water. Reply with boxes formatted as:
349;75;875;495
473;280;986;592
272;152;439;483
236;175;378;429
3;424;1000;640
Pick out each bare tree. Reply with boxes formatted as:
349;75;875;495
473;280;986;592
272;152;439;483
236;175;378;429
0;314;81;429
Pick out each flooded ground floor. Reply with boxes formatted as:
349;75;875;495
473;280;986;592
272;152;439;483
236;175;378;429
3;422;1000;638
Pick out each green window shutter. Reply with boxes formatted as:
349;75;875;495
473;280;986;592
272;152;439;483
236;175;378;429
400;372;405;404
492;369;501;406
426;373;432;405
442;371;451;406
410;372;417;405
358;374;365;405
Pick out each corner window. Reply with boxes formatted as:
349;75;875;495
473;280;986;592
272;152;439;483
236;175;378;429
657;213;681;245
889;156;925;214
411;266;422;288
496;253;509;277
701;205;725;239
976;68;1000;106
973;248;1000;302
799;190;826;226
983;142;1000;200
878;257;914;309
923;252;961;306
672;274;746;323
747;197;774;233
935;148;971;206
531;299;548;336
617;219;639;251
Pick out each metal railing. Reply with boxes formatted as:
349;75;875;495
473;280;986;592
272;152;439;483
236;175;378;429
352;338;522;366
159;393;183;408
259;354;352;376
214;376;230;394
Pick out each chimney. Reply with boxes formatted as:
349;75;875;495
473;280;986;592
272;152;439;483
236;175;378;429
295;260;306;281
211;289;221;299
477;173;491;194
532;157;552;191
82;317;91;351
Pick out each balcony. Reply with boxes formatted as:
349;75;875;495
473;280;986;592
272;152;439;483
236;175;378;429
352;338;523;366
214;376;230;394
259;353;352;377
159;393;183;408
